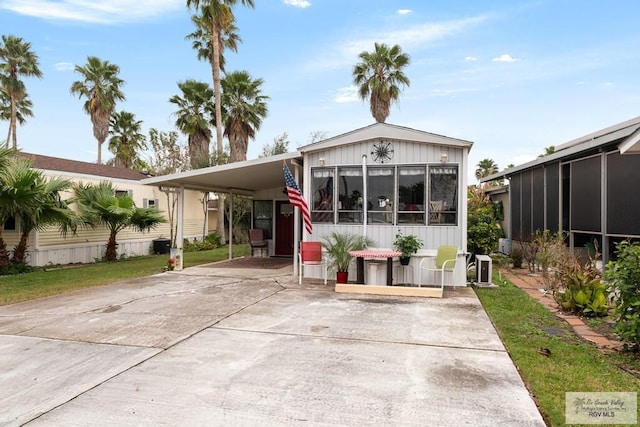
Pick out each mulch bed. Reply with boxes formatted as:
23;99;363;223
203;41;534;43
199;257;292;270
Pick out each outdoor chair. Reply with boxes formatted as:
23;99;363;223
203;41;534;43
298;241;327;285
428;200;443;224
249;229;268;258
418;245;458;290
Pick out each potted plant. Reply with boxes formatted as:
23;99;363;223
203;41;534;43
393;231;423;265
322;232;374;283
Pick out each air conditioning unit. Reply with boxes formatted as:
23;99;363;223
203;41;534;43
476;255;492;285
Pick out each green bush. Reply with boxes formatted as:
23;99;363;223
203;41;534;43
510;247;523;269
552;256;608;317
183;233;223;252
604;241;640;352
0;261;34;276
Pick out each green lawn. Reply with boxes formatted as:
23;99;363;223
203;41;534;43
475;271;640;427
0;244;249;306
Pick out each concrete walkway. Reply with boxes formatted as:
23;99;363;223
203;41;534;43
0;264;545;426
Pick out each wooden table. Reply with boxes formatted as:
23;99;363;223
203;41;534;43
348;250;402;286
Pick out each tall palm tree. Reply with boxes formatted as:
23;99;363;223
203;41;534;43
74;181;165;262
169;79;215;168
221;70;269;162
108;110;146;169
475;158;499;181
185;0;254;157
187;11;241;80
352;42;410;123
70;56;125;164
0;35;43;149
0;85;34;129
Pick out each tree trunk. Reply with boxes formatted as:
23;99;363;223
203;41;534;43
11;232;29;264
9;94;17;149
0;234;9;269
211;22;227;244
105;231;118;261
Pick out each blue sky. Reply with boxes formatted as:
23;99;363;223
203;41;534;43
2;0;640;182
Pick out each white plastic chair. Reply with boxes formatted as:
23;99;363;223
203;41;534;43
418;245;458;290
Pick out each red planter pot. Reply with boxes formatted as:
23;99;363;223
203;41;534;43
336;271;348;284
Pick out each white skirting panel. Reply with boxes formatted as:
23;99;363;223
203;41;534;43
26;236;200;267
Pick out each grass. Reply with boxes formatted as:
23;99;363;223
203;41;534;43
0;244;249;306
475;271;640;426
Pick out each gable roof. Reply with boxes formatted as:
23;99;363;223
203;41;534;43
17;152;151;181
299;122;473;153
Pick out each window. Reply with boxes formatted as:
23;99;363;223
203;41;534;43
253;200;272;239
311;168;334;223
429;165;458;225
338;167;363;223
143;198;158;209
398;167;425;224
367;167;394;224
3;216;16;231
115;189;132;198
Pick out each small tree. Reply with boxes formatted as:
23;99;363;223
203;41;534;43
604;241;640;352
74;181;165;261
259;132;289;158
467;186;502;256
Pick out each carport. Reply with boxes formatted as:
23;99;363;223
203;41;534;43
142;152;305;272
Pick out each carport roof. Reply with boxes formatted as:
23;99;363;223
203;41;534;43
142;151;303;195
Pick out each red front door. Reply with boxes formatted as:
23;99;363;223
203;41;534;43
275;201;294;256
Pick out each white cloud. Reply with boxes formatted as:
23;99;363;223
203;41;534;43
465;56;478;62
0;0;183;24
309;15;489;72
334;86;359;103
334;86;360;104
283;0;311;8
53;62;74;71
397;9;412;15
492;53;518;63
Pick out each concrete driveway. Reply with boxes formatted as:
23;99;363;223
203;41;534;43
0;263;545;426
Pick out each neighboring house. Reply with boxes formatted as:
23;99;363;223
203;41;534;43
144;123;473;287
4;153;205;266
481;116;640;264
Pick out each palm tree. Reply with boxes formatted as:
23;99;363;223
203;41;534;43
0;35;43;149
169;79;215;169
108;110;146;169
70;56;125;164
475;158;499;181
1;85;34;130
0;154;51;268
12;175;78;264
185;0;255;157
539;146;555;157
187;11;241;79
352;42;410;123
221;70;269;162
74;181;165;262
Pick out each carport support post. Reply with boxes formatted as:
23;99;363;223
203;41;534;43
228;191;234;260
176;186;184;271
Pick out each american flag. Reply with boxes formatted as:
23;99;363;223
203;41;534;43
283;163;312;235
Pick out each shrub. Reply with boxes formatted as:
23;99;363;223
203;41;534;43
551;255;608;317
604;241;640;352
510;247;523;269
0;261;34;276
183;233;223;252
467;186;503;255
